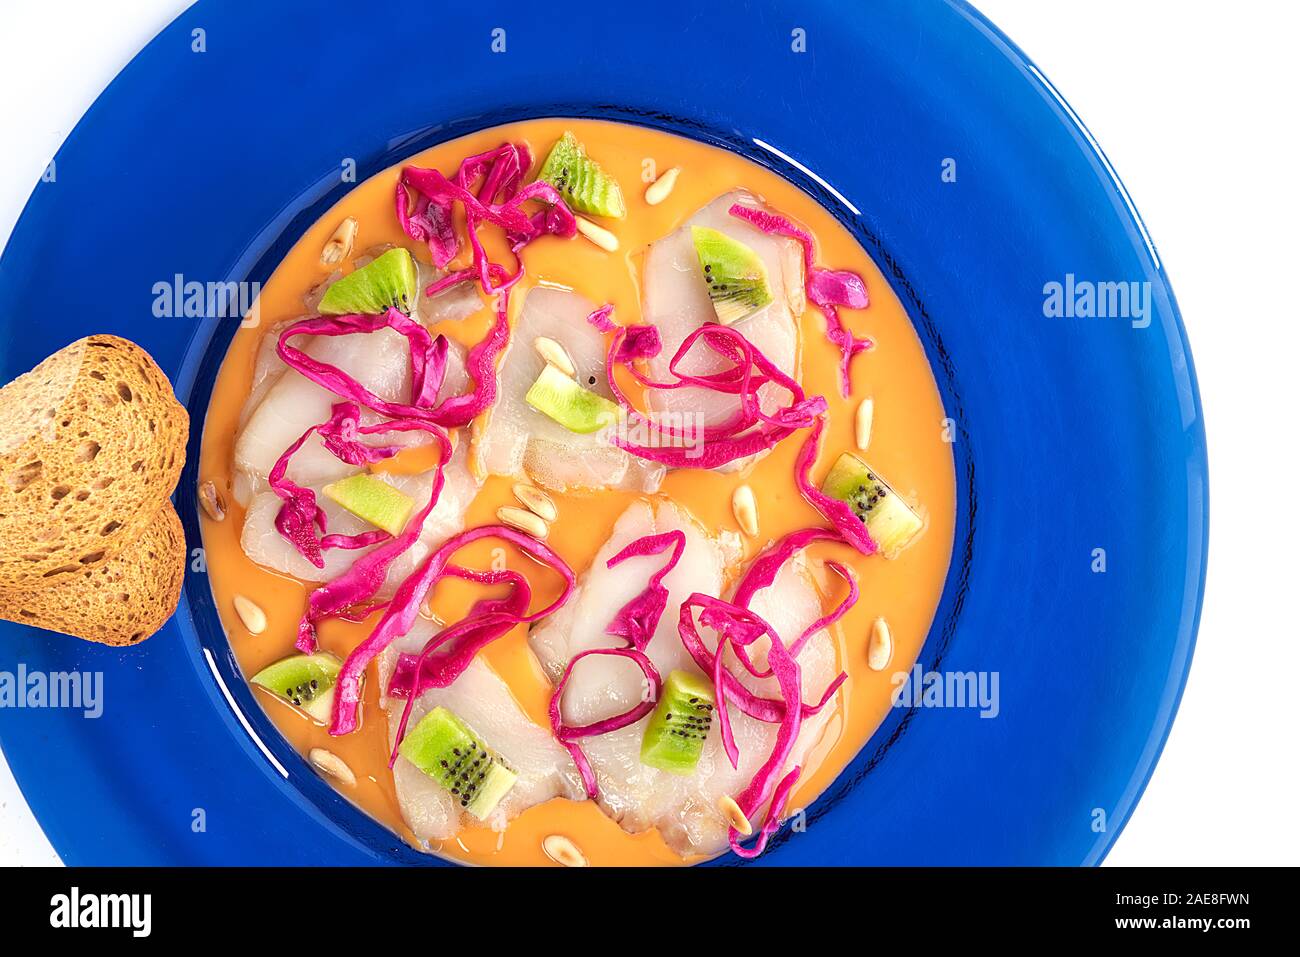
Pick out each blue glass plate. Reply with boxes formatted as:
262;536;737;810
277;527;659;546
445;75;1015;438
0;0;1206;865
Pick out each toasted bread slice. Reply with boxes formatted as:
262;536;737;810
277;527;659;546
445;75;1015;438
0;501;186;645
0;335;188;590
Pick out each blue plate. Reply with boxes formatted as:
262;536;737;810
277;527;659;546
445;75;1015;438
0;0;1206;865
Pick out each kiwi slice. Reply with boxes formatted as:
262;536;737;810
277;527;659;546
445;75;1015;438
250;653;343;723
537;131;626;219
399;706;518;820
821;452;923;557
322;473;415;536
317;247;418;316
691;226;773;325
640;670;716;775
525;364;619;434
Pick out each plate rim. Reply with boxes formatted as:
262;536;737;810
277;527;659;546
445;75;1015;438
0;0;1208;866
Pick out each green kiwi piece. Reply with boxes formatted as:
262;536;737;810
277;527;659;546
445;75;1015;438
250;652;343;723
318;247;418;316
691;226;773;325
821;451;923;557
525;363;619;434
537;131;627;219
322;473;415;536
640;670;716;775
398;706;518;820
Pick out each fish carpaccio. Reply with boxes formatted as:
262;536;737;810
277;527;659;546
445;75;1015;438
199;120;954;867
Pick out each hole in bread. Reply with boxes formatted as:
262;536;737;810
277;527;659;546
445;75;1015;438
89;370;106;380
116;382;133;402
42;564;80;578
75;441;100;462
92;477;114;490
6;461;42;492
131;460;144;472
51;485;71;500
79;551;105;565
75;490;91;501
100;521;122;536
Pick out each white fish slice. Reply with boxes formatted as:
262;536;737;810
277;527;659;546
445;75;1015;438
531;498;837;857
238;439;480;596
530;498;739;724
474;285;664;493
414;260;484;326
232;329;470;505
378;623;585;844
238;318;296;433
640;190;806;471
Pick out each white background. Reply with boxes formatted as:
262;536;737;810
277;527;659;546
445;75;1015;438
1;0;1296;866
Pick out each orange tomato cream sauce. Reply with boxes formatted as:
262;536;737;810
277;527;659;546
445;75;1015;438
198;118;954;866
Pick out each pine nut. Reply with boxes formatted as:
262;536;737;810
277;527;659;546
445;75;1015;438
308;748;357;788
868;616;893;671
468;443;488;484
644;166;680;206
320;217;358;266
576;216;619;252
198;480;226;522
542;834;588;867
855;397;874;451
233;595;267;635
732;484;759;537
497;506;548;539
533;337;576;378
719;795;753;836
513;484;558;522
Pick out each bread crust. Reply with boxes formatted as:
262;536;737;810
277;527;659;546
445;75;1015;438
0;502;186;645
0;335;189;590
